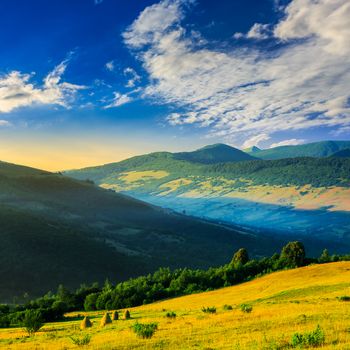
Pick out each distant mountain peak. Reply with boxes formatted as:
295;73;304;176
243;146;261;153
199;143;233;150
174;143;257;164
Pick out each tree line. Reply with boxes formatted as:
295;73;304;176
0;242;348;328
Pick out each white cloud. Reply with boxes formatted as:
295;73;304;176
0;119;11;127
269;139;305;148
105;61;115;72
247;23;271;39
0;59;85;113
124;67;141;88
124;0;350;146
232;32;244;39
242;134;271;149
104;92;132;108
274;0;350;54
123;0;185;48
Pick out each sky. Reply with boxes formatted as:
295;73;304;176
0;0;349;170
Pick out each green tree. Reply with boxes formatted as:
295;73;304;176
280;241;305;267
231;248;249;266
21;309;43;336
319;249;330;263
84;293;99;311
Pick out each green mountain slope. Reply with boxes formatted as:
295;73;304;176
0;161;282;301
330;148;350;158
174;144;257;163
244;140;350;160
66;149;350;245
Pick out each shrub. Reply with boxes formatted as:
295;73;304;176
338;295;350;301
240;303;253;313
201;307;216;314
132;322;158;339
21;309;44;336
165;311;176;319
124;310;131;320
280;241;305;268
84;293;99;311
291;325;325;348
231;248;249;266
0;315;10;328
70;334;92;346
223;304;233;310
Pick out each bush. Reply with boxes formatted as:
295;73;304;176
70;334;92;346
0;315;10;328
21;309;44;335
223;304;233;310
124;310;131;319
84;293;98;311
201;307;216;314
280;241;305;268
165;311;176;319
132;322;158;339
291;325;325;348
231;248;249;266
240;303;253;313
338;295;350;301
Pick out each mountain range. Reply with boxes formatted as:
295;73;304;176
66;141;350;247
244;140;350;159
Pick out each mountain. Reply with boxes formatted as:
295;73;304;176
66;148;350;247
330;148;350;158
0;160;284;301
244;140;350;159
243;145;261;153
174;144;257;163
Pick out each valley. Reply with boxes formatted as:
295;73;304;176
67;143;350;247
0;160;283;300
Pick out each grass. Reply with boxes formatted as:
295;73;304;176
1;262;350;349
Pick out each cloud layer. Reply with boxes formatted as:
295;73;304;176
0;60;85;114
123;0;350;146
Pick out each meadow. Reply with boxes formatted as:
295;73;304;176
0;262;349;349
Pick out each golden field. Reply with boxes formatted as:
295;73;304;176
101;170;350;212
1;262;350;349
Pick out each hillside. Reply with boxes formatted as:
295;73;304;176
0;161;283;300
174;143;257;163
244;140;350;159
66;150;350;245
331;149;350;158
1;262;350;349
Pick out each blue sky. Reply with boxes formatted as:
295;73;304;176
0;0;349;170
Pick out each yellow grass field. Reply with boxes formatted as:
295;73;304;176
1;262;350;349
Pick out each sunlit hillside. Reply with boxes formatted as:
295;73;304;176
1;262;350;349
67;150;350;247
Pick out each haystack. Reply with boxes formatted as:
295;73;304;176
124;310;131;320
100;312;112;327
80;316;92;329
112;310;119;320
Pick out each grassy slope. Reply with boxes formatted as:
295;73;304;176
66;153;350;246
0;161;282;300
1;262;350;349
67;150;350;188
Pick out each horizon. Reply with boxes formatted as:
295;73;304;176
1;0;350;170
1;138;349;172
